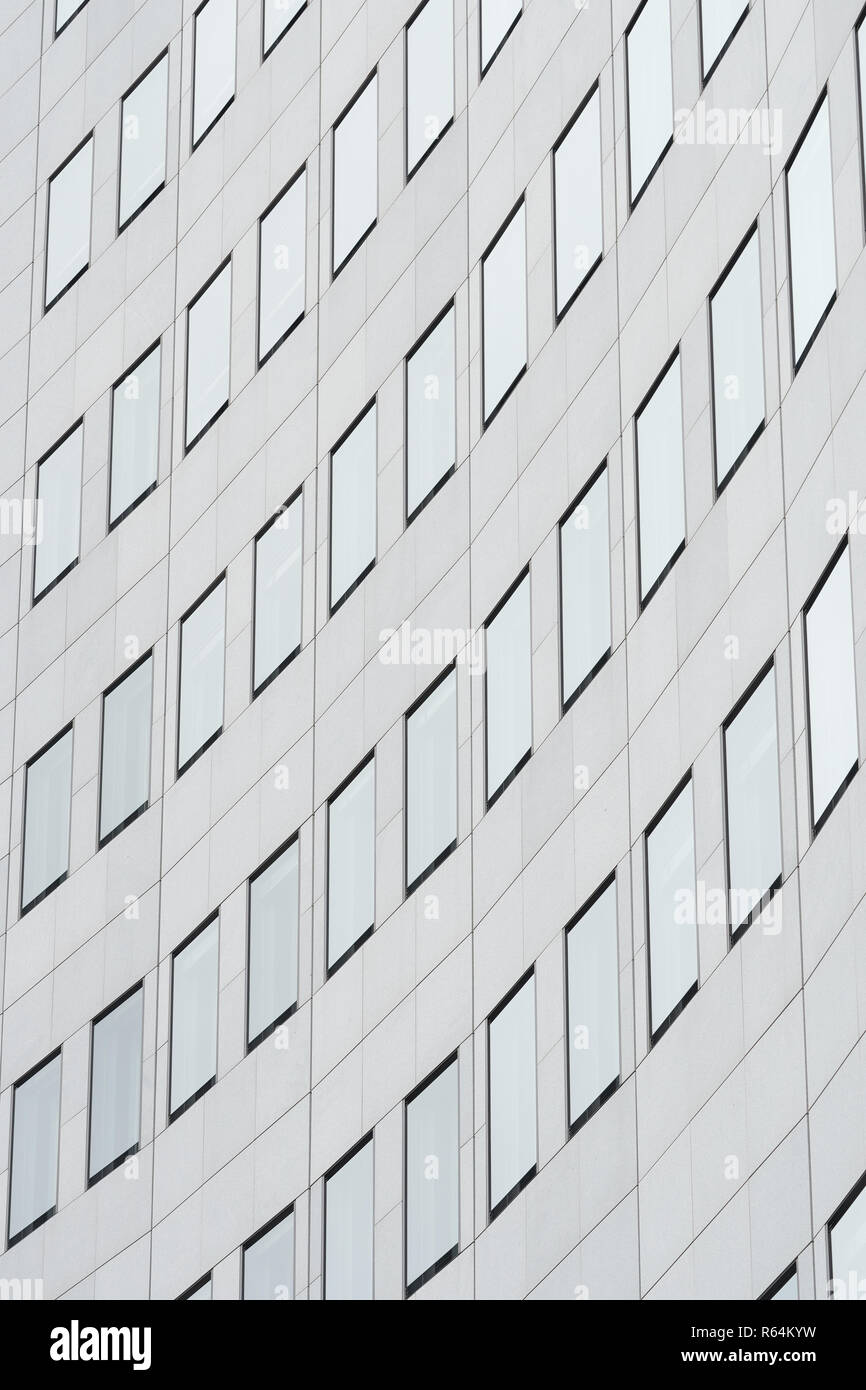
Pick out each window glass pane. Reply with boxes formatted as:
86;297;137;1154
330;403;376;608
406;669;457;889
646;780;697;1038
701;0;748;76
193;0;236;145
244;1211;294;1299
560;468;610;705
8;1054;61;1243
263;0;304;54
724;667;781;932
805;548;859;827
554;88;603;316
486;575;531;803
481;0;521;71
110;344;160;524
254;496;302;691
406;1060;459;1290
56;0;87;31
170;918;219;1115
830;1184;866;1297
636;354;684;602
100;656;153;843
566;880;619;1127
248;841;299;1046
119;56;168;228
186;263;231;448
770;1269;798;1300
259;171;306;363
489;976;536;1213
178;580;226;771
627;0;672;203
185;1278;212;1300
328;759;375;971
860;23;866;196
46;137;92;307
333;75;377;273
406;306;456;518
788;98;836;367
711;231;764;487
34;424;82;599
325;1139;374;1300
482;202;526;423
88;989;143;1181
23;729;73;911
407;0;454;174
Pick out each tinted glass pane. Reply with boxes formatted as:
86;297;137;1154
193;0;236;145
805;549;859;827
482;203;526;422
254;496;302;691
9;1054;61;1243
100;656;153;842
406;1060;459;1290
566;881;619;1126
724;667;781;931
646;780;697;1037
333;75;377;272
248;841;299;1046
325;1140;374;1300
170;918;219;1115
627;0;672;202
481;0;521;71
119;56;168;228
486;575;531;802
701;0;748;76
186;263;231;448
407;0;454;174
244;1211;294;1299
178;580;226;771
636;354;684;602
23;730;73;911
330;404;376;608
554;88;603;316
560;468;610;704
259;171;306;363
788;99;836;366
711;231;764;487
830;1184;866;1296
263;0;304;54
406;669;457;889
328;759;375;970
89;989;143;1180
35;425;82;598
489;977;536;1212
406;307;456;518
46;138;92;306
110;344;160;524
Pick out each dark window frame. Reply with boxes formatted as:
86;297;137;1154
331;68;378;279
178;1272;212;1300
624;0;675;212
261;0;307;61
322;1131;375;1301
483;565;532;810
827;1167;866;1296
644;769;699;1047
404;661;459;898
480;194;527;429
107;338;162;532
405;0;455;182
5;1047;63;1249
55;0;88;39
564;870;621;1136
251;486;304;698
183;255;232;454
245;833;300;1052
709;220;766;498
328;397;377;615
175;571;227;778
256;163;307;370
325;749;376;978
634;345;685;610
85;981;145;1188
404;298;457;526
32;417;84;604
552;79;604;324
759;1261;798;1301
403;1050;460;1297
486;967;537;1222
117;49;170;236
241;1202;295;1298
20;721;74;918
191;0;237;152
44;130;94;313
479;0;522;78
784;87;837;376
97;647;154;850
698;0;750;87
558;458;612;716
802;538;859;838
168;912;220;1124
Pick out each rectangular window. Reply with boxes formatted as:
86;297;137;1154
482;201;527;425
700;0;748;80
253;494;303;694
193;0;236;148
332;72;377;275
243;1209;294;1299
626;0;673;206
480;0;521;74
485;573;531;806
828;1175;866;1298
327;757;375;973
646;777;698;1042
119;54;168;231
406;1057;459;1294
787;95;836;370
553;85;603;319
110;343;160;526
34;422;83;600
258;169;306;365
248;839;299;1048
710;228;765;489
8;1053;61;1245
406;667;457;892
723;664;782;938
329;402;376;611
185;260;231;450
636;352;684;605
804;544;859;833
488;974;536;1217
178;579;226;773
88;987;143;1183
263;0;305;57
406;0;454;177
406;304;456;521
324;1137;374;1300
22;726;73;913
566;877;620;1131
56;0;87;36
170;916;219;1119
45;135;93;309
99;654;153;845
560;465;611;709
